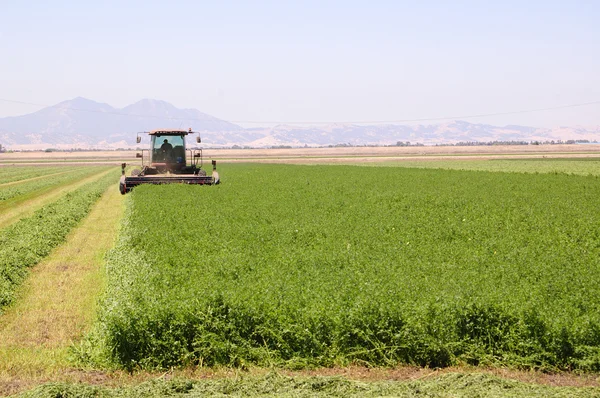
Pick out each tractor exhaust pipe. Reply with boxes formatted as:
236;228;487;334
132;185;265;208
121;163;127;175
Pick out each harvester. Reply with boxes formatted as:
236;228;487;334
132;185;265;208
119;129;219;194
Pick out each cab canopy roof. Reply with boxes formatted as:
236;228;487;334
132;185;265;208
148;129;192;136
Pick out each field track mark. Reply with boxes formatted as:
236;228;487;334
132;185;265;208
0;170;73;188
0;167;114;229
0;185;125;381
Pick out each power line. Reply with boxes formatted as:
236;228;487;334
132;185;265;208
1;97;599;125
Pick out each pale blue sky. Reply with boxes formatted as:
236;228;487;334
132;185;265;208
1;0;599;127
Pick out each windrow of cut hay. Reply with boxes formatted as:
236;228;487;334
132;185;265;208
82;164;600;371
15;373;600;397
0;165;70;184
0;167;105;202
0;168;120;312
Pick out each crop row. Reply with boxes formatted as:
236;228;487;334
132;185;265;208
0;165;71;184
0;166;110;203
0;168;120;312
84;164;600;371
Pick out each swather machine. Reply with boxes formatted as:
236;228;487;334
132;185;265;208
119;128;220;194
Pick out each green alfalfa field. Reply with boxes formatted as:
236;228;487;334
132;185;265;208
76;162;600;372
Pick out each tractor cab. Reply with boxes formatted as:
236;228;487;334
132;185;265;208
134;128;204;174
150;130;188;171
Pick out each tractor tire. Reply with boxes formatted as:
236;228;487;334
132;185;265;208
131;169;142;176
197;169;207;176
119;182;127;195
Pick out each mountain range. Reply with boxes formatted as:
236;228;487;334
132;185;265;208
0;98;598;149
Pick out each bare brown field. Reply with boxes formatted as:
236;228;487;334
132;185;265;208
1;144;600;166
207;144;600;160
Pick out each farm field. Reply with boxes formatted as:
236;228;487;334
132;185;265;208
0;166;115;229
80;163;600;372
2;144;600;166
0;166;71;184
0;167;108;203
0;185;125;386
0;168;120;312
357;157;600;176
2;155;600;396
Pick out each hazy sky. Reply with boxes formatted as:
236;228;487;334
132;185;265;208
1;0;599;128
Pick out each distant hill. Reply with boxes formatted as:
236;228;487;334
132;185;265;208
0;97;244;149
243;121;599;148
0;98;598;149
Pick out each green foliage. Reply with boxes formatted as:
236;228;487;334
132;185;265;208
84;164;600;370
0;169;120;312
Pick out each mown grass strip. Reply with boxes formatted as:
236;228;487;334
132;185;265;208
14;372;600;398
0;166;69;184
0;169;120;313
0;167;114;229
0;170;72;188
0;166;107;204
0;185;125;381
